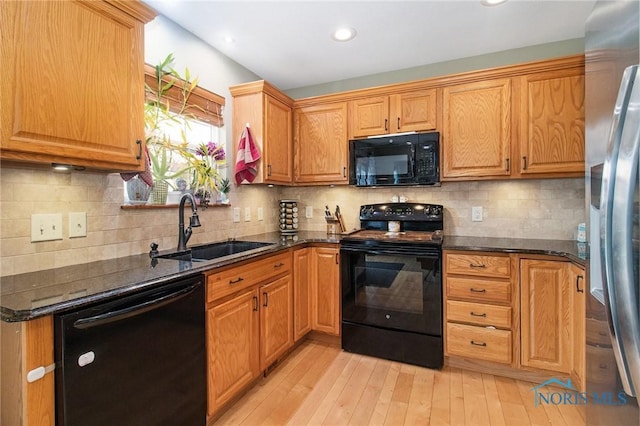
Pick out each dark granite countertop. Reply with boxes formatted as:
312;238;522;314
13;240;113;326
1;231;586;322
443;235;587;266
0;231;338;322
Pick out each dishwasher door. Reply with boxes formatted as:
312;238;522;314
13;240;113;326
54;275;205;426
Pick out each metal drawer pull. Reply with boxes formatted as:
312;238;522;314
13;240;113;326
229;277;244;285
470;340;487;347
470;288;486;293
470;312;487;317
253;296;258;311
469;263;486;268
274;262;285;268
263;292;269;307
576;275;584;293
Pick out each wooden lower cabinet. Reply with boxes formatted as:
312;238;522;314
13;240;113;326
293;247;312;341
259;275;294;370
445;250;586;386
207;289;260;416
520;258;573;373
206;251;294;418
1;315;55;426
311;246;340;336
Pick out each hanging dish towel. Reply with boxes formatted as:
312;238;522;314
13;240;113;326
120;145;153;186
234;125;261;184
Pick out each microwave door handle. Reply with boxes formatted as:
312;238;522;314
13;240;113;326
600;64;639;397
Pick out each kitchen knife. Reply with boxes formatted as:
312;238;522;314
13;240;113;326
335;205;346;233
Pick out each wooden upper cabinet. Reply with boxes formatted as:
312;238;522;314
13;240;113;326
349;89;437;138
520;259;573;374
230;81;294;184
0;0;155;171
519;69;585;176
442;79;512;179
294;102;348;184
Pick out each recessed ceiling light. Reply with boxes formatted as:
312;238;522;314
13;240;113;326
332;27;357;42
481;0;508;6
222;36;235;44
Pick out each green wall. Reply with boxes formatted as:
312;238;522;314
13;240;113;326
285;38;584;99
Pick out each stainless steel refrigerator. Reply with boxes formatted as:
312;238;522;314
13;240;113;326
586;1;640;424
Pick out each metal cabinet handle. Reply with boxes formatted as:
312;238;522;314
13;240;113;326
267;164;272;176
384;118;388;131
470;340;487;347
253;296;259;311
263;292;269;307
135;139;142;160
335;253;339;264
274;262;285;268
522;156;528;170
576;275;584;293
506;158;510;172
469;263;486;268
470;288;486;293
470;312;487;317
229;277;244;285
343;166;347;178
397;117;401;130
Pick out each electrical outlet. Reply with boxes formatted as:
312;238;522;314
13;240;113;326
31;213;63;242
233;208;241;223
68;212;87;238
471;206;483;222
257;207;264;221
305;206;313;219
244;207;251;221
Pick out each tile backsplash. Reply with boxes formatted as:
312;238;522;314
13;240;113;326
282;178;585;240
0;164;584;276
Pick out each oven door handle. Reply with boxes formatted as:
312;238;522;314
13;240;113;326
341;247;440;258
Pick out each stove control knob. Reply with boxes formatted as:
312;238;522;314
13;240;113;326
432;206;442;216
424;206;432;215
405;208;412;215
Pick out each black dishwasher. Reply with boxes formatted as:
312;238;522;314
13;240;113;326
54;274;205;426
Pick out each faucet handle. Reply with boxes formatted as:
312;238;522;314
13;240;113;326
149;242;159;257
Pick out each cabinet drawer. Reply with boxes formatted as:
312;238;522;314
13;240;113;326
586;345;618;388
446;300;512;329
207;252;291;303
586;318;611;346
446;323;512;364
445;253;510;278
446;276;511;304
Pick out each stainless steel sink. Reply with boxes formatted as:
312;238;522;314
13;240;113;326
154;240;275;262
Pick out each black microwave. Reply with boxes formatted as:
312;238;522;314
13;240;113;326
349;132;440;186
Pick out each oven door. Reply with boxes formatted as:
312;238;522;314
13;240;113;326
340;243;442;337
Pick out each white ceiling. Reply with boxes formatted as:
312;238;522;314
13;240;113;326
145;0;596;90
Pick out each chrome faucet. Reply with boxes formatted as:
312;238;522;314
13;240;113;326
177;193;201;251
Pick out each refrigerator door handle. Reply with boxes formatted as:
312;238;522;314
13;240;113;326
600;64;640;397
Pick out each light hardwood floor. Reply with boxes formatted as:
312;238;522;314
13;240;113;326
213;338;586;426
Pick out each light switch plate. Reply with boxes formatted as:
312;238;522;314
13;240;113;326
471;206;483;222
257;207;264;221
305;206;313;219
31;213;63;242
68;212;87;238
233;208;241;223
244;207;251;221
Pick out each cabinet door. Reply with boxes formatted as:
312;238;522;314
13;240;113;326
294;102;348;184
293;248;312;341
442;79;512;178
264;95;293;184
520;259;572;373
312;247;340;335
1;1;148;171
349;96;390;138
519;69;585;175
571;263;586;392
260;275;294;371
390;89;438;133
207;289;259;416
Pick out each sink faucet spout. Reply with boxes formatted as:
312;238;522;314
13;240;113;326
177;193;201;251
